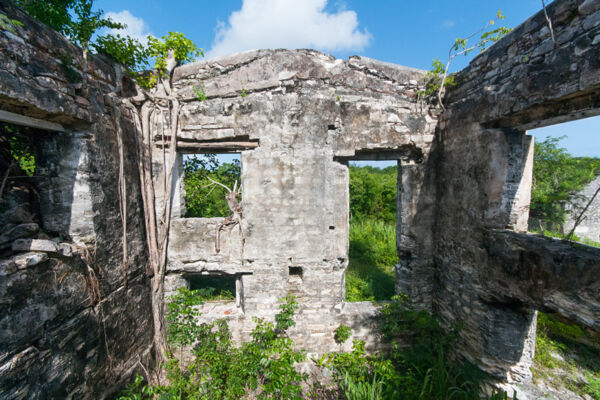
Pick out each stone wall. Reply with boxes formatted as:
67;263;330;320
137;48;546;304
437;0;600;384
0;2;153;398
564;174;600;242
162;49;439;355
1;0;599;396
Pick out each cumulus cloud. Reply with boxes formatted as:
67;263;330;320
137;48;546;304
207;0;371;59
103;10;153;45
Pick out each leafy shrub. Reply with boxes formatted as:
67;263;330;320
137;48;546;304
147;32;202;75
92;34;148;70
334;324;352;344
320;295;508;400
349;165;397;224
7;131;36;176
119;294;306;400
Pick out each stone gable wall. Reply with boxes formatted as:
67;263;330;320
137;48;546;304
164;49;439;354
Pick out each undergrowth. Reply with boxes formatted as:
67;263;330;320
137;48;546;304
532;229;600;248
532;312;600;399
118;292;512;399
345;219;397;302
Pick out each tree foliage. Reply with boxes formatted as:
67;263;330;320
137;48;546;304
15;0;124;47
14;0;202;87
531;136;600;229
349;165;397;224
183;155;241;218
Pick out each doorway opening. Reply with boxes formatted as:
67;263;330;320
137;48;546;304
345;159;399;302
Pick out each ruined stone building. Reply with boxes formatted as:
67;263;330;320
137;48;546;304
1;0;599;398
564;174;600;242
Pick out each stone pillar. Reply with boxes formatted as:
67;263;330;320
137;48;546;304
37;131;97;244
395;160;435;310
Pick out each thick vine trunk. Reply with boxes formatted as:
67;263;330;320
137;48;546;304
127;53;180;383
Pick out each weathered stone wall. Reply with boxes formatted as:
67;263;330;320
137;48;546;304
1;0;599;395
161;50;438;354
437;0;600;384
564;174;600;242
0;2;153;398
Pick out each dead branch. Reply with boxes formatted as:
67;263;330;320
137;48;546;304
0;160;14;200
206;175;233;193
541;0;556;44
213;179;242;253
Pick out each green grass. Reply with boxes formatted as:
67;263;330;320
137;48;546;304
532;312;600;399
346;219;397;302
531;229;600;248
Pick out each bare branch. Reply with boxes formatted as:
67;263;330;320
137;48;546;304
567;186;600;241
541;0;556;44
206;175;233;193
0;160;14;200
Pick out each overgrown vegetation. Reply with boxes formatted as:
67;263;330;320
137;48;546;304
120;291;512;399
188;276;236;302
119;292;307;400
346;165;397;302
531;135;600;232
421;11;512;109
346;219;397;302
183;154;241;218
320;294;515;400
3;125;36;177
13;0;202;88
532;312;600;399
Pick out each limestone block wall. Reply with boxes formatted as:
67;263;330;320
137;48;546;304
437;0;600;384
0;2;153;398
564;174;600;242
162;50;439;354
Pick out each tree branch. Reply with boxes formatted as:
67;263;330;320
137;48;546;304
566;186;600;241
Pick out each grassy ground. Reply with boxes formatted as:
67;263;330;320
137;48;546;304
531;229;600;248
532;312;600;399
345;219;397;302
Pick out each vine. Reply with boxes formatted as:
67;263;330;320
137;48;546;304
421;11;512;110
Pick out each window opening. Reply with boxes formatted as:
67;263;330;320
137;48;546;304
345;160;398;302
528;116;600;246
183;153;241;218
0;122;48;258
187;274;237;302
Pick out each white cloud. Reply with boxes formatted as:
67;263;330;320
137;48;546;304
207;0;371;59
103;10;153;46
442;19;455;29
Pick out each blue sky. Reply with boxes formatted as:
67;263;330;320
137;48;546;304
95;0;598;158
